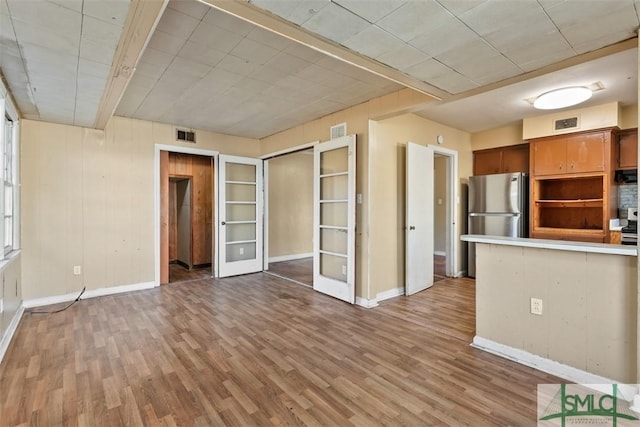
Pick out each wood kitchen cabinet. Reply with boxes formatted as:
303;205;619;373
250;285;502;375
531;130;610;176
617;128;637;169
473;143;529;175
529;128;617;243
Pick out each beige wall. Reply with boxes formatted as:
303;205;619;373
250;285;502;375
434;156;447;253
620;103;638;129
21;116;260;300
476;243;637;383
268;151;313;258
369;113;472;297
471;122;524;151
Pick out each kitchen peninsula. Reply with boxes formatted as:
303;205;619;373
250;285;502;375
461;234;637;384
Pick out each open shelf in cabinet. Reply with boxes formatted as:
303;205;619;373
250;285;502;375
532;174;607;236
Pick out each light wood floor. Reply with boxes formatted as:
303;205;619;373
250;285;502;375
0;274;561;426
169;263;212;283
268;258;313;286
270;256;448;286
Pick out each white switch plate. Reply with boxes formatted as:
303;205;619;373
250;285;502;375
357;193;363;204
530;297;543;315
239;247;244;255
73;266;81;275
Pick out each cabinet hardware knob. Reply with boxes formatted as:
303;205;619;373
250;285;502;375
409;225;416;230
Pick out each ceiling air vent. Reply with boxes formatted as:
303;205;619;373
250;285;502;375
176;129;196;143
554;117;578;131
330;123;346;140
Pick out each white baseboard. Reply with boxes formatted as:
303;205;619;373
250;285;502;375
355;296;378;308
23;281;156;308
472;336;627;386
355;286;404;308
434;250;446;256
0;303;24;365
268;252;313;263
377;286;404;302
456;270;467;278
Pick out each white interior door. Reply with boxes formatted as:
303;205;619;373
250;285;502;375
218;155;263;277
313;135;356;303
406;142;434;295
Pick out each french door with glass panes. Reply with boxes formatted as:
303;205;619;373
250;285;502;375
313;135;356;304
218;155;263;277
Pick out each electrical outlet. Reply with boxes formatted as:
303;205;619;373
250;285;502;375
73;266;82;275
341;265;347;275
239;247;244;255
530;298;543;315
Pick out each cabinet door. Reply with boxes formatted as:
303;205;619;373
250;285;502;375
533;138;566;175
618;130;638;169
473;149;502;175
502;144;529;173
565;132;605;173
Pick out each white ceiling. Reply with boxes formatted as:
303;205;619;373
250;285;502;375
115;0;402;138
0;0;130;126
1;0;639;138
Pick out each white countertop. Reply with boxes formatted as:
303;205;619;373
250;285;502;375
461;234;638;256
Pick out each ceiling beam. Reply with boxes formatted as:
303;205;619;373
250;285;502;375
93;0;170;130
197;0;447;102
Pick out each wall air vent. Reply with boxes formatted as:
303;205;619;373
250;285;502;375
554;117;579;131
176;129;196;143
330;123;347;140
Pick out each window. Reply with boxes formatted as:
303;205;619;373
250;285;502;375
3;115;13;253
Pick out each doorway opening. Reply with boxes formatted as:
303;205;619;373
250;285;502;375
433;147;458;280
159;150;214;284
434;154;448;282
264;148;314;287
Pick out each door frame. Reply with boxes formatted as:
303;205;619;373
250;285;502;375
154;144;219;285
430;144;459;278
260;140;319;271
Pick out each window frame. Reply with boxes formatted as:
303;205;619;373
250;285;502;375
0;97;19;257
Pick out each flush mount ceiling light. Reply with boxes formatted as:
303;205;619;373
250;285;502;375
533;86;593;110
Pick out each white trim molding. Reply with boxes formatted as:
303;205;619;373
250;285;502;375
0;303;24;364
355;296;378;308
268;252;313;263
23;281;156;308
377;286;404;302
472;336;627;386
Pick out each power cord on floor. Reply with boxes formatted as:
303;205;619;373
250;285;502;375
30;286;86;315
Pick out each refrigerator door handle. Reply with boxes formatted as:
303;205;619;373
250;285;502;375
469;212;520;217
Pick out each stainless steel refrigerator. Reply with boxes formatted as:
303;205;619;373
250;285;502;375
468;172;528;277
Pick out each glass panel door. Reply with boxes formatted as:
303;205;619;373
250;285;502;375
219;155;263;277
313;135;355;303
